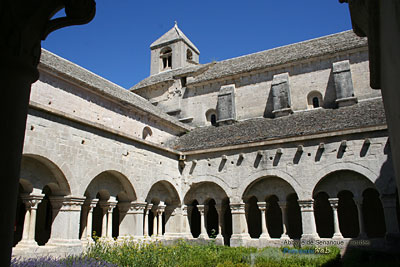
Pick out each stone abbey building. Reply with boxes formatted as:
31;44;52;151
12;24;399;257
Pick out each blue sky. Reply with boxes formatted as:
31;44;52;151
43;1;352;89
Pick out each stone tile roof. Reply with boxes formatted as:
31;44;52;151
150;24;200;54
130;63;214;91
171;98;386;151
39;49;191;132
188;30;367;85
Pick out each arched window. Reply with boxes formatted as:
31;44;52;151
205;109;217;126
307;91;323;109
187;49;193;61
142;126;153;140
160;47;172;70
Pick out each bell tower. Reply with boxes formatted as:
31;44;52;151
150;22;200;75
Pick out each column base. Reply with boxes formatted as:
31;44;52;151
46;238;83;247
15;239;38;248
301;233;319;240
215;235;224;245
198;233;208;239
280;234;290;240
260;233;271;240
333;233;343;239
230;233;251;247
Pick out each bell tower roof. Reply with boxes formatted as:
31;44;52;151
150;23;200;54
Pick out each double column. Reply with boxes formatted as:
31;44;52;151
81;199;99;244
16;194;44;247
380;194;400;238
354;197;367;238
147;202;166;237
99;199;118;239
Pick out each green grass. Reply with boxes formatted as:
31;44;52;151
84;239;341;267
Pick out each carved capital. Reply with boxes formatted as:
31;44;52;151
257;202;269;212
229;202;246;214
21;194;44;210
298;199;314;211
328;198;340;210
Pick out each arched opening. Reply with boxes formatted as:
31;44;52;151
242;176;299;240
184;181;230;243
222;198;232;245
313;170;382;239
13;184;25;247
307;91;323;109
15;154;71;247
206;199;219;238
246;196;261;238
190;200;201;238
145;180;181;237
36;186;52;246
161;47;172;70
314;192;334;238
287;193;302;239
362;188;386;237
186;49;193;61
82;171;136;240
338;190;359;238
266;195;283;238
205;109;217;126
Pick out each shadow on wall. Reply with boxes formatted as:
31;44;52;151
342;142;400;263
323;70;337;109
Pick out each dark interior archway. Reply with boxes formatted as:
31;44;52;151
314;192;334;238
246;196;261;238
206;199;219;238
266;195;282;238
190;200;200;238
363;188;386;238
338;190;359;238
287;193;302;239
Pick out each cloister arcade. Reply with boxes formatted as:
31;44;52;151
13;154;400;250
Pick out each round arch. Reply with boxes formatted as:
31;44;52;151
183;174;232;203
146;180;181;206
311;163;379;198
84;170;136;202
237;169;303;201
183;181;229;205
20;153;71;195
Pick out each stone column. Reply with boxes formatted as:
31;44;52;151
257;202;270;239
106;200;118;238
215;204;224;243
298;199;319;240
354;197;367;238
86;199;98;243
230;202;251;246
99;201;108;238
380;194;400;237
152;209;158;237
46;196;86;246
16;194;44;247
144;204;153;237
328;198;343;239
197;205;208;239
157;202;166;237
278;201;290;239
